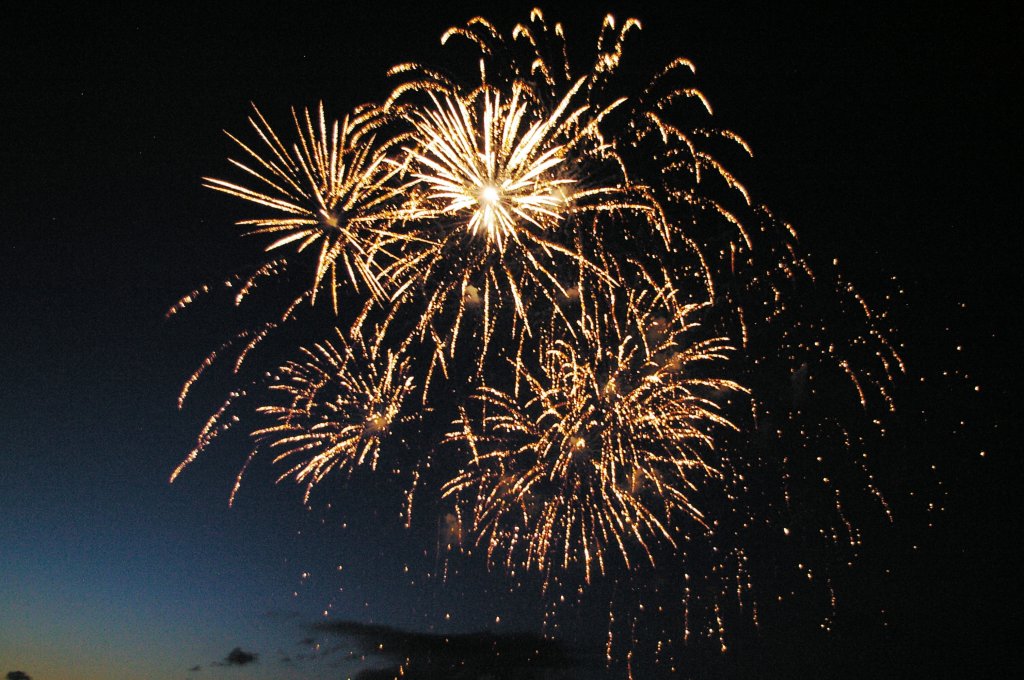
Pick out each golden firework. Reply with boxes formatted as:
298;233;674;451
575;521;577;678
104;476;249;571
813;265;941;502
251;330;416;503
372;66;663;382
172;11;908;661
204;102;413;312
406;82;576;250
443;270;746;582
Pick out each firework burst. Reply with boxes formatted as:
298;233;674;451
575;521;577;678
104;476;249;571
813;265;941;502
373;69;659;379
203;102;413;312
252;330;416;502
172;328;417;507
406;82;576;250
171;8;907;665
443;267;747;583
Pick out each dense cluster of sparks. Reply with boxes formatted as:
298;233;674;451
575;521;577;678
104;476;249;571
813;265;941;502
170;8;903;667
444;271;746;583
251;331;415;502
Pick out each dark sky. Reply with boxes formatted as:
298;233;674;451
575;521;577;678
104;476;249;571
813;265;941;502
1;2;1019;679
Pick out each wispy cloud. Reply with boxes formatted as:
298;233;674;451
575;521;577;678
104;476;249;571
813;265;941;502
211;647;258;667
313;620;580;679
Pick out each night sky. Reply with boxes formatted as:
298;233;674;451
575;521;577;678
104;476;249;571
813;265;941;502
1;3;1019;679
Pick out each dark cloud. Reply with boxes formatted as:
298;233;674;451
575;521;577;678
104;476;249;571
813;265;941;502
314;620;581;679
6;672;32;680
212;647;258;667
187;665;201;672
